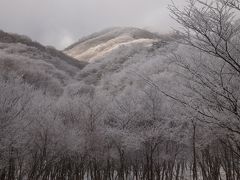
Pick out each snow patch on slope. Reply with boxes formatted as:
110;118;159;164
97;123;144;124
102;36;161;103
64;27;160;63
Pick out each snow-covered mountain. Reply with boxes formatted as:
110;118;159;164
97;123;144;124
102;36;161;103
0;30;87;96
64;27;161;63
64;27;178;94
0;28;178;96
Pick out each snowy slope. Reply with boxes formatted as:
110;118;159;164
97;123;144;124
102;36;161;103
0;28;178;96
0;30;87;96
64;27;178;95
64;27;160;63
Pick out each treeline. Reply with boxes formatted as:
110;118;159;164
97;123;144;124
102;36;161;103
1;0;240;179
2;75;237;180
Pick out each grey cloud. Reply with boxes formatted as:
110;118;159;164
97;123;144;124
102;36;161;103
0;0;185;49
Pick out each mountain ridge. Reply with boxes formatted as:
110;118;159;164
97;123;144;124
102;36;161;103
62;27;178;95
0;30;87;96
64;27;161;63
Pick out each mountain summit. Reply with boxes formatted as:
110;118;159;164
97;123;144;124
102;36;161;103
62;27;177;92
64;27;160;63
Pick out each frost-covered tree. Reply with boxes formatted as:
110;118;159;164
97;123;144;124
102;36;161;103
169;0;240;179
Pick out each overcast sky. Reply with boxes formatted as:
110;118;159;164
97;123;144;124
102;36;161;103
0;0;185;49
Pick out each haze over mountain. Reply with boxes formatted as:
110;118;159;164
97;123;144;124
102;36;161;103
0;0;186;49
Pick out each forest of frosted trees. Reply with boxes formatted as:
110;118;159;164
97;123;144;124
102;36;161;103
1;0;240;179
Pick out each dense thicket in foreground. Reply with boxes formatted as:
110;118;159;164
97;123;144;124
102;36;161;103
1;0;240;179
